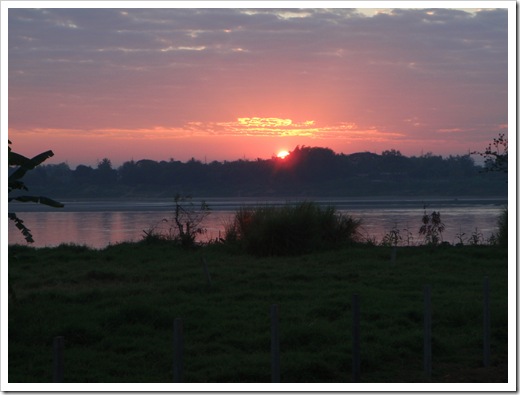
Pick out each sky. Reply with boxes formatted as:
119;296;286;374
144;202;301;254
5;2;511;167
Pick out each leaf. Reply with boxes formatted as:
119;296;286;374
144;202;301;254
8;180;28;192
9;195;64;208
38;196;65;208
8;152;33;167
8;150;55;180
9;166;30;181
8;212;34;243
30;150;55;167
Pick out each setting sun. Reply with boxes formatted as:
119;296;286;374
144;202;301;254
277;150;290;159
6;7;509;166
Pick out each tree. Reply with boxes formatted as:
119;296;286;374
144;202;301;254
419;208;445;246
143;194;211;247
97;157;113;171
73;164;94;185
8;141;64;243
472;133;508;173
45;163;72;186
95;157;117;185
382;149;402;156
472;134;508;247
172;194;211;247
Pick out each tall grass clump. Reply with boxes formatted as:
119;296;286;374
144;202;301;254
224;202;362;256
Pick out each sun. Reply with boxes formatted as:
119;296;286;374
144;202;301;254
277;150;290;159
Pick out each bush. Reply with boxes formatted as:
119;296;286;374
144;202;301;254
141;194;210;248
224;202;362;256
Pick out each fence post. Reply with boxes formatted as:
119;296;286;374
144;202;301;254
352;294;360;382
52;336;64;383
173;318;184;383
391;246;397;263
483;276;490;367
423;285;432;380
201;257;212;287
271;304;280;383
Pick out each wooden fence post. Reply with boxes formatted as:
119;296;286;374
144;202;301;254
352;294;360;383
52;336;64;383
271;304;280;383
173;318;184;383
483;276;491;367
201;257;212;287
391;246;397;263
423;285;432;380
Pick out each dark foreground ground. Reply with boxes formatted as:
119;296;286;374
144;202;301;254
8;242;508;383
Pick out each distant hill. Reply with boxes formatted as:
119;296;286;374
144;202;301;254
15;146;507;198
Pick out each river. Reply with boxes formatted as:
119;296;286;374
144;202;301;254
8;197;507;249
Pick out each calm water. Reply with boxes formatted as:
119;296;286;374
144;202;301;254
8;197;507;248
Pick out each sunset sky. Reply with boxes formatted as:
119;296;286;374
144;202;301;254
4;2;512;167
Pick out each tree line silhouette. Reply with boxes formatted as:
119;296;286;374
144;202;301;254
19;146;507;198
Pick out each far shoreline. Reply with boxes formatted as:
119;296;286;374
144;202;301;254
8;195;508;213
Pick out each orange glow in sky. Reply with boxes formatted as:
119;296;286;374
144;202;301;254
238;117;293;128
5;6;510;167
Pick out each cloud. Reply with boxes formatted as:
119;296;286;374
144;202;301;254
9;117;407;146
8;7;508;152
9;8;506;78
436;127;474;134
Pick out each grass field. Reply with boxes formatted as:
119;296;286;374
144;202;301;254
8;242;508;383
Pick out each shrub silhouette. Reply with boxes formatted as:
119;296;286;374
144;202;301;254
142;194;210;248
419;209;445;246
225;202;362;256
